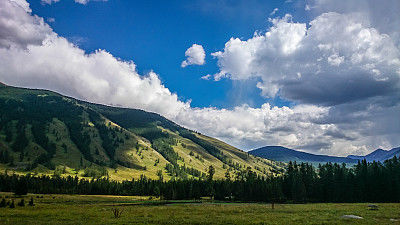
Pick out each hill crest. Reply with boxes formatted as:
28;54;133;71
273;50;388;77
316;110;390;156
0;85;284;180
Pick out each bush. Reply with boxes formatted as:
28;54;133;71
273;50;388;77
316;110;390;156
112;208;123;218
28;197;34;206
17;199;25;207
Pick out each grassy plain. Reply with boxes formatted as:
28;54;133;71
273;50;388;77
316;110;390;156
1;193;400;224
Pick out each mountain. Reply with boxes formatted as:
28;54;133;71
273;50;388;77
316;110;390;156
347;147;400;162
249;146;358;164
0;84;284;180
250;146;400;165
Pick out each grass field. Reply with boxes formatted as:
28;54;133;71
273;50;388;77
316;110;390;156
1;193;400;225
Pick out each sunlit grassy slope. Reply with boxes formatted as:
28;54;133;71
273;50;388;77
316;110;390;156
0;85;284;180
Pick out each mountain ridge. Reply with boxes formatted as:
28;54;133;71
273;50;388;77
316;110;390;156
249;146;357;164
347;147;400;162
250;146;400;164
0;84;284;180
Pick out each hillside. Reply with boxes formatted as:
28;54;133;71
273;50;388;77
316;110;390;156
249;146;358;165
0;84;284;180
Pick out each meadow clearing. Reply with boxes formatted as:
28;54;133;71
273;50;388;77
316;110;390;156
1;193;400;225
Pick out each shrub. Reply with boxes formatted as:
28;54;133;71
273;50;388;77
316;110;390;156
17;199;25;207
112;208;123;218
28;197;34;206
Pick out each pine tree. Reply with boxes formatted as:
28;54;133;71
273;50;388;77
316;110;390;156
207;165;215;181
28;197;34;206
224;170;231;181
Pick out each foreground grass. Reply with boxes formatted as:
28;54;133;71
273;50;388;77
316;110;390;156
1;193;400;224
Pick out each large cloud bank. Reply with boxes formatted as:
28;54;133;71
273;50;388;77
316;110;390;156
0;0;398;156
209;1;400;154
212;13;400;104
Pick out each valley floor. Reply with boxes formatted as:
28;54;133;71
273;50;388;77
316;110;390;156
1;193;400;224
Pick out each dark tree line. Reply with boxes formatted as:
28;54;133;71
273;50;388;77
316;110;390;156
277;158;400;202
1;157;400;203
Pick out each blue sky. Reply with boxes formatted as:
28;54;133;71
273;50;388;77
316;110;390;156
27;0;306;109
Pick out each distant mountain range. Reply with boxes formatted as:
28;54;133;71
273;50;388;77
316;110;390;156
347;147;400;162
249;146;400;164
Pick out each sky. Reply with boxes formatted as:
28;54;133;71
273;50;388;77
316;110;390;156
0;0;399;156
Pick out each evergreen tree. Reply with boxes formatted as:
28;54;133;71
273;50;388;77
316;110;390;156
207;165;215;181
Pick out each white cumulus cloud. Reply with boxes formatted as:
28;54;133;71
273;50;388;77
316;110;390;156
212;13;400;105
0;0;52;48
307;0;400;47
181;44;206;68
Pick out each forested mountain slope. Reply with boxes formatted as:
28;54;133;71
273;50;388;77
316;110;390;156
0;84;284;180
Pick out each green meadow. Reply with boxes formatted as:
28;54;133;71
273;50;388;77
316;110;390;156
1;193;400;225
